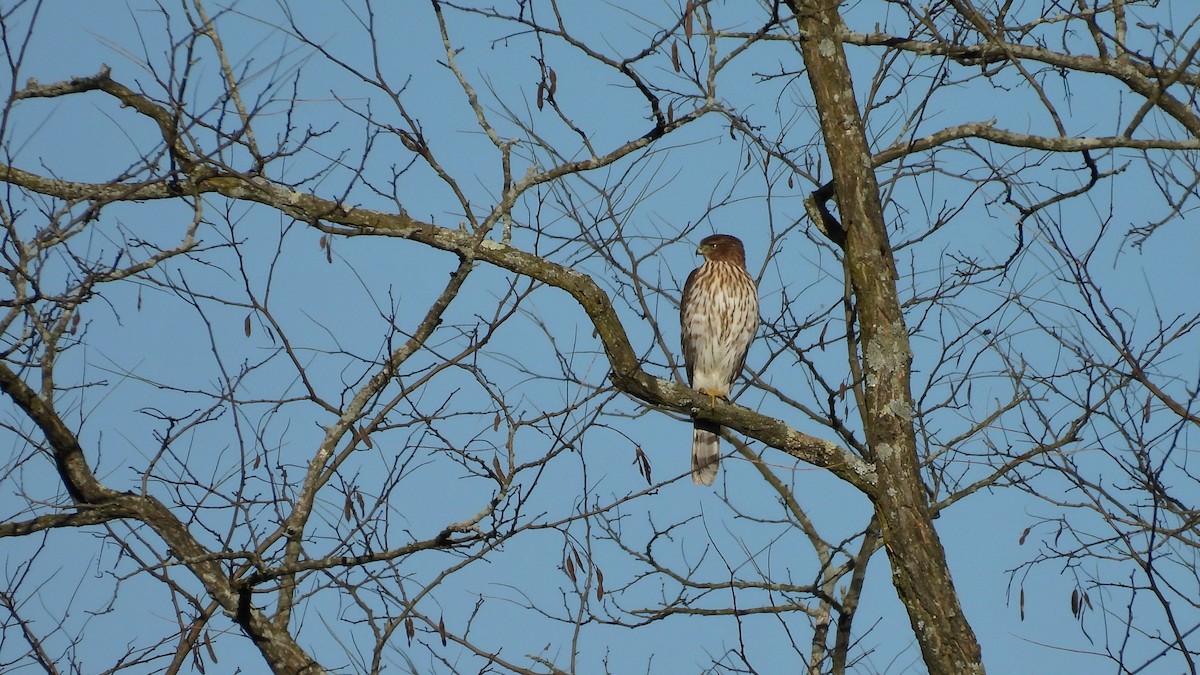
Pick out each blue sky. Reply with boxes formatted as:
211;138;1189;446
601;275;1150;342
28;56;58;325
2;1;1197;673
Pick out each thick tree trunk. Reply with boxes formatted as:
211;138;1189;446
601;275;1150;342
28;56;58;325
785;2;985;673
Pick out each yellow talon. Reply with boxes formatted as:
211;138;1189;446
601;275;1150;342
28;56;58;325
696;387;726;408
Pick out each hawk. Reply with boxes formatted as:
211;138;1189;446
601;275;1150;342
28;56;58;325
680;234;759;485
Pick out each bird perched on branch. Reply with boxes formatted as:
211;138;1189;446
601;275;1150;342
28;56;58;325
679;234;759;485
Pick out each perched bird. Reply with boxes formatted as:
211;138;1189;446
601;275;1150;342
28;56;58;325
679;234;759;485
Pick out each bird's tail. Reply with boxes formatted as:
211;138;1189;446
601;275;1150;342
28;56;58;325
691;420;721;486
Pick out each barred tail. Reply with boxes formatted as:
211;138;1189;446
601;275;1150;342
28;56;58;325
691;420;721;486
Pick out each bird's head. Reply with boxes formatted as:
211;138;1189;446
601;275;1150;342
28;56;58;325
697;234;748;266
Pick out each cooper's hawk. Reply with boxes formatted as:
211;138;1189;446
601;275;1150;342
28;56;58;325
680;234;759;485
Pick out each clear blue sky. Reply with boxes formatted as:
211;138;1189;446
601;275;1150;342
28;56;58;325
2;2;1196;673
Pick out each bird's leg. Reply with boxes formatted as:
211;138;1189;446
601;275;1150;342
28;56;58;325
696;387;727;409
